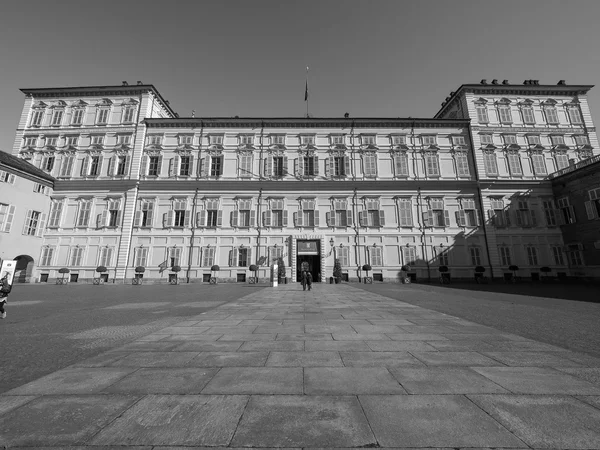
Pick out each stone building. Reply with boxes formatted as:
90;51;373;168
5;79;599;283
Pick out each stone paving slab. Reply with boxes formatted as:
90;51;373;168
2;283;600;448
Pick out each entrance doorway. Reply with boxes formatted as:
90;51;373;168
296;240;321;282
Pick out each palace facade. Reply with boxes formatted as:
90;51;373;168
3;79;599;283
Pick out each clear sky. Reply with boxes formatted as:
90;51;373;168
1;0;599;151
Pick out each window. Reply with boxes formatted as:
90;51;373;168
437;249;449;266
359;199;384;227
69;247;84;266
231;247;249;267
585;188;600;220
476;105;489;123
469;247;482;266
76;200;92;227
147;135;162;146
370;246;383;266
96;108;109;124
0;170;16;184
362;135;375;146
567;244;584;266
240;135;254;145
551;135;565;146
24;136;37;148
489;198;510;228
403;246;417;265
422;136;436;146
33;183;47;194
209;135;223;145
201;246;215;267
503;135;517;145
568;107;583;124
480;134;493;145
66;136;78;147
197;199;222;228
272;156;286;177
235;199;253;228
522;106;535;124
330;135;344;145
117;135;131;145
391;135;406;145
71;109;84;125
297;154;318;177
50;110;63;126
88;155;101;176
397;198;413;227
452;136;466;146
424;151;440;177
557;197;576;224
424;198;449;227
526;246;538;266
499;246;512;266
363;153;377;177
498;106;513;123
455;152;470;176
168;247;182;267
148;155;161;176
554;152;569;170
527;135;541;145
271;135;285;145
22;210;44;236
515;200;537;227
295;199;317;227
393;152;409;177
542;200;559;226
179;135;193;146
239;153;252;178
545;106;559;124
574;135;589;147
122;107;135;123
98;247;113;267
457;198;479;227
40;247;54;266
107;199;121;227
30;110;44;127
206;210;219;227
264;199;287;228
210;155;223;176
45;137;58;148
173;199;187;227
552;246;564;266
335;246;349;267
531;152;547;176
506;151;523;176
42;155;55;172
327;155;349;177
113;155;128;176
134;247;149;268
91;135;104;146
0;203;16;232
48;200;63;228
135;200;154;227
327;200;351;227
484;150;498;176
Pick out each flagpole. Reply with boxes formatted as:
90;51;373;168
305;66;309;118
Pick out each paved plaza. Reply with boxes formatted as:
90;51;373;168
1;283;600;448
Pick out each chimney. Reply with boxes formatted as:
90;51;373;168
523;80;530;85
557;80;566;85
480;79;487;85
492;79;498;84
122;81;129;86
344;112;349;118
137;81;143;85
533;80;539;85
502;80;509;85
445;97;451;102
192;110;196;118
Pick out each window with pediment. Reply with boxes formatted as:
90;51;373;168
542;99;559;124
483;149;498;176
140;150;162;177
361;151;377;178
200;150;224;177
232;199;255;228
392;151;409;177
70;100;87;126
195;198;222;228
530;149;547;176
107;151;130;177
58;152;75;178
264;198;288;228
566;101;583;125
359;198;384;228
294;198;318;228
295;151;318;178
50;101;66;127
120;98;138;124
327;199;352;228
496;98;513;124
30;101;46;127
264;149;287;178
474;98;489;123
553;149;569;170
519;99;536;124
423;151;440;177
325;151;350;178
95;99;112;125
505;149;523;176
453;151;470;177
237;150;253;178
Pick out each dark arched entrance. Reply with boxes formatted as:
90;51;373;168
13;255;34;283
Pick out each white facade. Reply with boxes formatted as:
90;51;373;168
9;81;600;283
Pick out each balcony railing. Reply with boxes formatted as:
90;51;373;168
547;154;600;180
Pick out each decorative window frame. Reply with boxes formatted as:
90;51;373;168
120;98;138;124
236;148;253;179
565;100;584;125
452;149;470;177
505;147;523;177
529;148;547;176
422;149;440;177
325;150;350;179
140;149;163;177
30;101;47;127
518;99;536;124
541;99;560;125
49;101;66;127
474;98;489;124
495;98;513;124
95;98;113;125
391;150;409;178
263;148;288;178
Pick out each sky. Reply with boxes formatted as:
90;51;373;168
1;0;600;151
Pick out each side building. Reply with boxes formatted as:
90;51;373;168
8;80;600;283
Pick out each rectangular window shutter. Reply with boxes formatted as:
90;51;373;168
585;201;598;219
98;210;108;228
138;154;147;176
378;210;385;226
184;211;191;227
216;210;223;227
456;210;466;226
264;210;272;226
283;210;289;226
346;210;353;226
294;211;303;226
202;155;210;176
324;156;331;177
174;155;181;176
80;155;89;176
344;156;351;177
421;211;430;227
229;249;237;267
163;210;173;228
515;210;523;226
313;210;320;226
146;203;154;227
196;210;206;227
281;156;288;174
264;156;273;177
296;157;304;176
168;158;175;177
530;210;537;227
444;210;450;226
155;155;162;176
313;156;319;175
35;213;46;236
250;210;256;227
107;156;115;176
359;211;367;226
326;211;334;226
134;210;142;227
231;210;238;227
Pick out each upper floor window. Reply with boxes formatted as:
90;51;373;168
480;134;494;145
452;136;466;146
146;155;162;177
294;199;318;227
117;135;131;145
550;135;565;146
0;203;16;233
271;135;285;145
264;154;287;178
45;136;58;148
530;151;547;176
297;154;318;177
422;135;436;146
476;104;489;123
71;109;84;125
91;135;104;146
391;135;406;146
106;199;122;227
568;106;583;124
122;106;135;123
527;135;541;145
361;135;376;146
240;135;254;145
134;200;154;227
147;135;162;146
574;135;589;147
393;151;409;177
554;151;569;170
359;199;384;227
210;154;223;177
108;154;128;177
41;154;55;173
326;199;351;228
331;135;345;145
196;199;222;228
497;104;513;123
506;150;523;176
544;105;559;124
179;135;193;146
326;155;350;178
542;199;559;227
515;200;537;227
301;135;315;146
22;209;45;236
503;135;518;145
30;110;44;127
58;152;75;178
173;199;188;227
264;199;287;228
585;188;600;220
48;199;64;228
66;136;78;147
50;109;64;126
557;197;576;224
233;199;255;228
397;198;413;227
456;198;479;227
455;152;470;177
76;199;92;227
0;170;16;184
521;105;535;124
483;150;498;176
23;136;37;148
209;135;223;146
96;108;110;125
362;153;377;178
424;151;440;177
238;153;252;178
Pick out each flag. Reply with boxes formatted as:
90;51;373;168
158;260;168;273
304;66;309;101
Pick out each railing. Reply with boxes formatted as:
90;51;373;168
547;154;600;180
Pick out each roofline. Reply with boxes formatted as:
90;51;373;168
20;84;177;118
143;117;471;128
434;83;595;118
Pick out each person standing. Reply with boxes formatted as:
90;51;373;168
301;270;308;291
306;271;313;291
0;274;11;319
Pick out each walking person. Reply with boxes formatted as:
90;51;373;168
301;270;308;291
0;273;12;319
306;271;313;291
